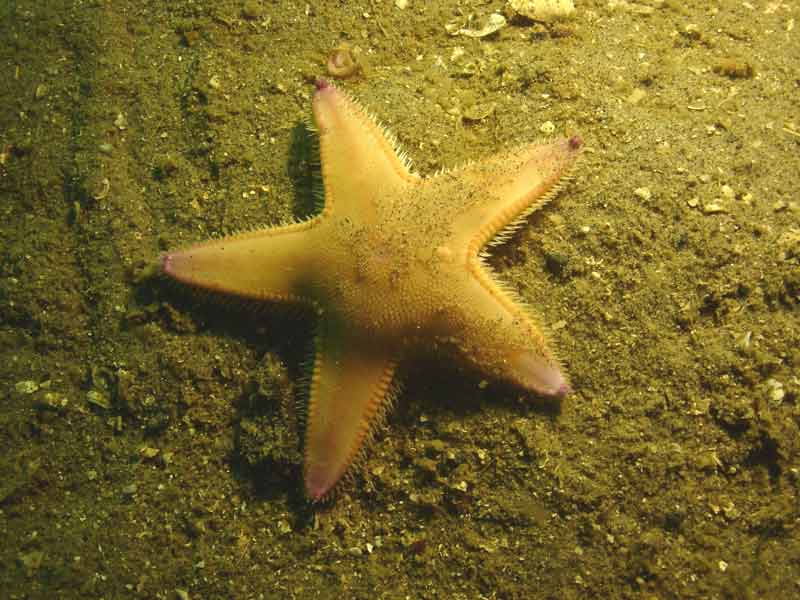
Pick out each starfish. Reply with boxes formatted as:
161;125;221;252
162;79;582;501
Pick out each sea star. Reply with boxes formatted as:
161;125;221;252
163;79;582;501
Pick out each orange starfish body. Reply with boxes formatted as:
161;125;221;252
163;79;582;501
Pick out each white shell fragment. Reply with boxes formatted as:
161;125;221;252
447;13;508;38
508;0;575;22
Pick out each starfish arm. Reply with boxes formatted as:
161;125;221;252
312;80;417;221
448;136;583;253
162;222;318;303
441;270;570;398
304;320;398;501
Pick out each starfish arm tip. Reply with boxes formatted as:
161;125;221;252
555;381;572;398
160;252;174;275
304;469;335;503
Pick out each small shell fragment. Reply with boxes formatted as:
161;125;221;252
449;13;507;38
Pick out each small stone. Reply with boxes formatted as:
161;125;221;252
683;23;702;40
40;392;67;411
766;379;785;405
139;446;160;459
394;0;409;8
509;0;575;22
627;88;646;104
633;187;652;201
544;251;569;276
241;1;263;20
722;500;740;520
276;519;292;534
86;390;111;409
702;201;726;214
15;380;39;395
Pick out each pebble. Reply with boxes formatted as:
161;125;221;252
276;519;292;534
15;380;39;395
241;1;263;20
509;0;575;22
627;88;647;104
766;379;785;406
702;201;726;214
86;389;110;409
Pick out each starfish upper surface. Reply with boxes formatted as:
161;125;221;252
163;79;583;501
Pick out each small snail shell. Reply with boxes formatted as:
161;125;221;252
326;44;360;79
